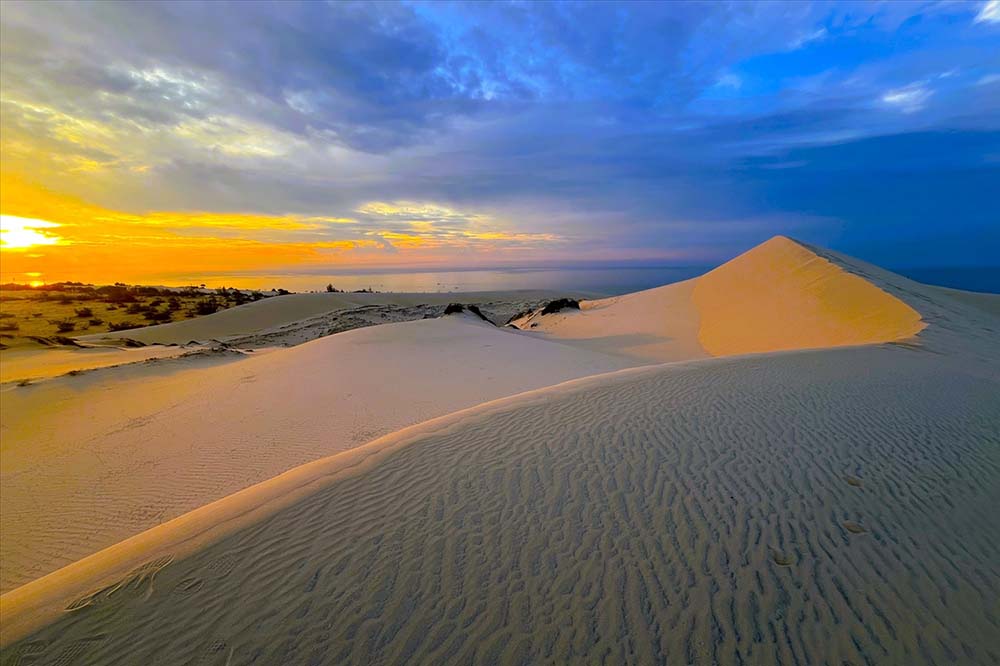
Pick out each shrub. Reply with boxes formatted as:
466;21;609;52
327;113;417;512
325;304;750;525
75;307;94;318
0;312;15;319
97;285;137;304
55;320;75;333
0;322;19;332
88;318;104;326
108;321;142;332
193;298;220;315
143;309;172;322
32;312;43;318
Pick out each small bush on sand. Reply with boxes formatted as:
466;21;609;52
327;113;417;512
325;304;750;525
55;320;76;333
0;322;19;332
88;318;104;326
193;298;220;315
108;321;142;332
74;307;94;318
143;309;172;322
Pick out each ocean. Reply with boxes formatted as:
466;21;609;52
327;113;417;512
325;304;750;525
151;265;1000;296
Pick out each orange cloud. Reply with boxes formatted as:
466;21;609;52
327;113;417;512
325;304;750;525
0;175;564;284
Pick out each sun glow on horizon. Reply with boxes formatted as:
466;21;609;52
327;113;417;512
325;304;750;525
0;215;65;250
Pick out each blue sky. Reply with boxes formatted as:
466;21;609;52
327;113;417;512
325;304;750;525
1;0;998;279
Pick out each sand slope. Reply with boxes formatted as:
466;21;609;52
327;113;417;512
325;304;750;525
3;239;999;665
80;290;583;346
510;279;707;363
514;236;927;360
0;345;194;384
0;315;630;593
692;236;925;355
3;343;998;664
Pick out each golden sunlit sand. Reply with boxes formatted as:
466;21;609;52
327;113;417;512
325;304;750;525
1;237;998;665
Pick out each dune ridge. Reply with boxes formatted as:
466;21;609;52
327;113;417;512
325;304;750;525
692;236;925;355
3;343;998;664
0;316;630;593
513;235;927;361
79;289;587;346
3;237;998;664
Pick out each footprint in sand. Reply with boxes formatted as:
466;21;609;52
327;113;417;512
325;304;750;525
204;552;238;580
47;634;108;666
193;639;232;666
5;638;48;665
770;548;794;566
843;520;867;534
65;556;174;612
171;576;205;597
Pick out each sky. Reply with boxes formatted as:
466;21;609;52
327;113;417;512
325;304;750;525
1;0;998;285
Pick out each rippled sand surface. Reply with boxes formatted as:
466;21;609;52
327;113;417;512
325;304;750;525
5;344;997;665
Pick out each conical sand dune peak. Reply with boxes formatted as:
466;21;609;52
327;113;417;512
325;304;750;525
512;235;928;361
692;235;926;356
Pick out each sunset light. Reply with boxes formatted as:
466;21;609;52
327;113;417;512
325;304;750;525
1;3;998;665
0;215;64;250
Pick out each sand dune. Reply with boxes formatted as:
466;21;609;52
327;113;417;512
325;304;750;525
512;236;927;360
3;342;998;664
509;279;707;362
693;236;925;355
80;289;583;346
3;237;999;664
0;315;630;593
0;345;194;384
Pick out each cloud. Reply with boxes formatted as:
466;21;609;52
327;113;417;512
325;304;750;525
0;1;997;274
788;27;828;50
975;1;1000;24
881;83;933;113
714;73;743;90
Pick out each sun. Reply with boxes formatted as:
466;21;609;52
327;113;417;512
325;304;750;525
0;215;64;250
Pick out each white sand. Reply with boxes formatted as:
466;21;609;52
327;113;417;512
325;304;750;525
510;279;708;362
4;342;998;663
2;237;999;664
0;345;193;384
0;314;630;593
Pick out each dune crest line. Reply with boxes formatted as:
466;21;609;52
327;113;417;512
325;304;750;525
4;343;998;664
0;361;667;643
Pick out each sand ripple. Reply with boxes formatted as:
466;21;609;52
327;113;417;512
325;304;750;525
3;345;999;665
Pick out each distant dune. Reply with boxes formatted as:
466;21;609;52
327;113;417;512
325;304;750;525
692;235;925;355
2;237;998;665
511;235;927;360
80;289;585;346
